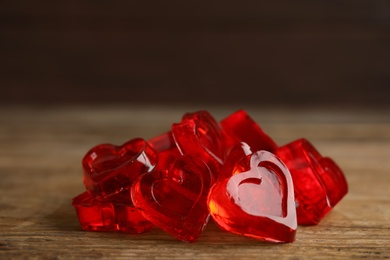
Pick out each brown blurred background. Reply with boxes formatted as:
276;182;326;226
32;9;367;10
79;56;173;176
1;1;389;108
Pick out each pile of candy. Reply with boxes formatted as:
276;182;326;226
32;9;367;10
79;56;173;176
72;110;348;243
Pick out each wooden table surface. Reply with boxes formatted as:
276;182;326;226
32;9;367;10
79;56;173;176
1;106;389;259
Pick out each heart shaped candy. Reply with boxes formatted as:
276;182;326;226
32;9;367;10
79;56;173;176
172;111;226;179
208;150;297;243
218;142;253;181
148;131;182;171
275;138;348;225
82;138;157;197
148;131;177;152
131;155;213;242
72;190;153;233
221;109;278;153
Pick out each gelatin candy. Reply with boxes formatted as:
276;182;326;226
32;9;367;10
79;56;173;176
221;109;278;153
208;150;297;243
72;191;153;233
73;109;348;243
275;138;348;225
148;131;181;171
172;110;226;179
131;155;213;242
82;138;157;197
218;142;253;181
148;131;176;153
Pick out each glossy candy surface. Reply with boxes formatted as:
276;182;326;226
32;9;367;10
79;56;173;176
217;142;253;181
131;155;213;242
275;138;348;225
82;138;157;197
172;111;226;179
221;109;278;153
148;131;181;171
208;150;297;243
72;191;153;233
72;109;348;243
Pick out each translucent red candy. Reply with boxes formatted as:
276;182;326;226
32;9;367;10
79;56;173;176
72;190;153;233
148;131;181;171
82;138;157;197
73;138;157;233
72;109;348;243
208;150;297;243
217;142;253;181
221;109;278;153
172;110;226;179
131;155;213;242
220;110;348;225
275;138;348;225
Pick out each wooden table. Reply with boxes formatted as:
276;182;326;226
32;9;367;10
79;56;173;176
1;106;389;259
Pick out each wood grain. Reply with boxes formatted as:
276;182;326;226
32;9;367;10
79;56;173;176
0;106;389;259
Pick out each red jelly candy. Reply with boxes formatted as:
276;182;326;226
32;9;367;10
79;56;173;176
221;109;278;153
172;111;226;179
218;142;253;181
148;131;176;152
131;155;213;242
208;150;297;243
72;191;153;233
148;131;181;171
275;138;348;225
82;138;157;197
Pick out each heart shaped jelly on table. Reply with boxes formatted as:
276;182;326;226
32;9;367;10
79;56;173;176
131;155;213;242
208;150;297;243
218;142;253;181
275;138;348;225
72;190;153;233
172;110;226;179
82;138;157;197
220;109;278;153
72;109;348;243
148;131;182;171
